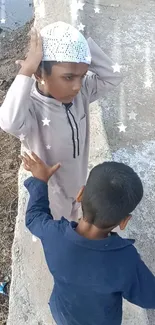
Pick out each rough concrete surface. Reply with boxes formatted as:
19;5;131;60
7;0;155;324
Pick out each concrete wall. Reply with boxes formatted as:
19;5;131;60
7;0;155;324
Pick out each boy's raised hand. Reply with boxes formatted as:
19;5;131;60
20;152;61;183
16;27;43;76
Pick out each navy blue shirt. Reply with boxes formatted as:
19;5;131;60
24;177;155;325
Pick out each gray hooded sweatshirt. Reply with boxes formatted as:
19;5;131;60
0;38;122;220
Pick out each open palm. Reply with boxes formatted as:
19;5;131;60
20;152;61;183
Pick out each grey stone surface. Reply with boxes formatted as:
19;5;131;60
7;166;55;325
8;0;155;324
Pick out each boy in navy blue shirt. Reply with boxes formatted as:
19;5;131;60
21;151;155;325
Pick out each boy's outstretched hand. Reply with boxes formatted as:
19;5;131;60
20;152;61;183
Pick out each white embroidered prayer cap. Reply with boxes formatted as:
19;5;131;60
40;21;91;64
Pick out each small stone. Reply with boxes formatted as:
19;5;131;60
9;226;14;232
9;162;15;169
4;275;9;282
15;247;19;254
24;315;28;321
109;16;117;21
1;248;5;255
0;79;4;86
110;4;120;7
7;159;14;169
3;172;13;180
3;226;7;232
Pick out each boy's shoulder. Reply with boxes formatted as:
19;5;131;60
108;233;140;265
106;234;143;283
108;232;135;250
52;216;70;230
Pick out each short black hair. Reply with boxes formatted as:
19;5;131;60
36;61;57;77
82;161;143;229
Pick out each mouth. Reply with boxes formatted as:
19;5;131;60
66;92;78;98
66;94;78;99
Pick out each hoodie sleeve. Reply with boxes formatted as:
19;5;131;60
81;37;122;103
24;176;55;239
123;252;155;309
0;75;34;136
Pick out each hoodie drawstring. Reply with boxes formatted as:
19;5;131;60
64;104;80;159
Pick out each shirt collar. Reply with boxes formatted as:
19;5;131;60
33;81;73;109
65;221;135;251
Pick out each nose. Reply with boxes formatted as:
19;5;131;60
72;79;82;93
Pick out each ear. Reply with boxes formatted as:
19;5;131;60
119;215;132;230
34;73;41;83
76;186;85;203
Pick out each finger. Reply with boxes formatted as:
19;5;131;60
31;27;37;33
37;32;43;48
24;164;31;171
22;156;30;167
15;60;24;66
30;27;38;36
30;28;38;48
28;29;33;37
24;152;36;166
19;155;31;171
25;52;28;58
31;28;42;48
31;152;42;163
19;155;25;166
19;154;28;164
50;163;61;175
22;152;34;165
19;154;24;160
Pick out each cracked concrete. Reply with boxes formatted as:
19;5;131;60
7;0;155;324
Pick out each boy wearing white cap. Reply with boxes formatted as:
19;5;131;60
0;22;122;220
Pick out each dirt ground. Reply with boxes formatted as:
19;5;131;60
0;21;32;324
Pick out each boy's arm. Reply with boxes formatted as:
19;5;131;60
82;37;122;103
24;176;55;239
0;75;34;135
123;253;155;308
0;28;42;137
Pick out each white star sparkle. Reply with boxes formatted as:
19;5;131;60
112;63;122;73
78;22;85;31
77;1;85;10
117;123;127;133
0;18;5;24
42;118;51;126
46;145;51;150
70;1;85;21
85;55;91;63
128;111;137;120
52;183;61;194
144;80;152;88
32;235;37;242
94;7;100;13
19;133;25;142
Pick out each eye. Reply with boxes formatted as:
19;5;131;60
81;74;87;79
65;76;73;81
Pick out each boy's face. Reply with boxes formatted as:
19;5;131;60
42;62;88;103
